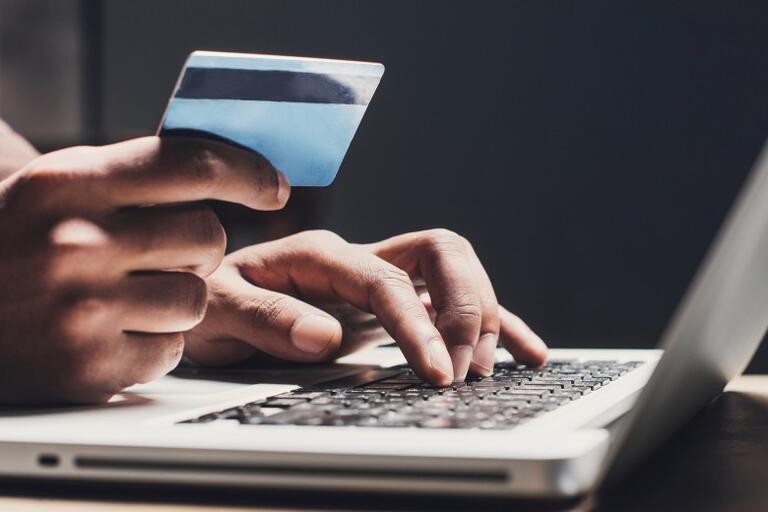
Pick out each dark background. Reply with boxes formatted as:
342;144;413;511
11;1;768;369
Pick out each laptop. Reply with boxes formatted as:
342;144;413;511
0;142;766;499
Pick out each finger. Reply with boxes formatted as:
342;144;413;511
117;272;207;333
105;203;226;277
368;230;483;382
498;305;548;366
40;286;190;403
419;286;499;377
334;256;454;385
17;136;290;215
186;266;343;365
461;239;501;377
120;332;186;385
42;204;226;286
238;232;454;385
50;331;185;403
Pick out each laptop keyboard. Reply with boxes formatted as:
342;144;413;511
181;359;643;430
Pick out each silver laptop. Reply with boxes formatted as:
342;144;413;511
0;142;766;499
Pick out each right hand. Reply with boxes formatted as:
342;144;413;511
0;136;289;404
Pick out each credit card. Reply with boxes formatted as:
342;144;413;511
158;51;385;186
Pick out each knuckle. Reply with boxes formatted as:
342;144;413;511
245;294;289;329
171;143;223;193
301;229;346;247
397;301;433;324
440;294;483;325
48;217;108;249
190;146;221;181
53;291;107;339
42;220;111;283
6;146;96;207
11;168;66;204
287;230;346;263
366;264;413;294
427;227;463;242
422;228;467;257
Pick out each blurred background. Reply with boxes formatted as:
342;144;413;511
2;0;767;370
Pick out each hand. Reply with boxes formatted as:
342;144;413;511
0;136;289;403
185;229;548;385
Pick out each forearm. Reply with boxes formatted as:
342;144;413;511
0;118;39;180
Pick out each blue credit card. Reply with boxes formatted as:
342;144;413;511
158;51;385;186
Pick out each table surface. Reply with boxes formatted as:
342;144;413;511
1;376;767;512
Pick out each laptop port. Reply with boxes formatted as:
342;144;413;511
38;454;60;468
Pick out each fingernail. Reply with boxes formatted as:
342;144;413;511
428;339;454;383
275;170;291;205
470;334;498;376
290;315;340;354
449;345;474;382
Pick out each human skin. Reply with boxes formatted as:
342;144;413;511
0;121;546;403
185;230;548;386
0;132;289;403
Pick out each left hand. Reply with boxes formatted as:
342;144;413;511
185;229;548;385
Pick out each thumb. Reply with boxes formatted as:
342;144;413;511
185;269;343;365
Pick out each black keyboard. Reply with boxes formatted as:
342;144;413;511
181;359;643;430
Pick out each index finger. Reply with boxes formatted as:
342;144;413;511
18;136;290;214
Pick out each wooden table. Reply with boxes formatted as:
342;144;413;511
1;376;767;512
